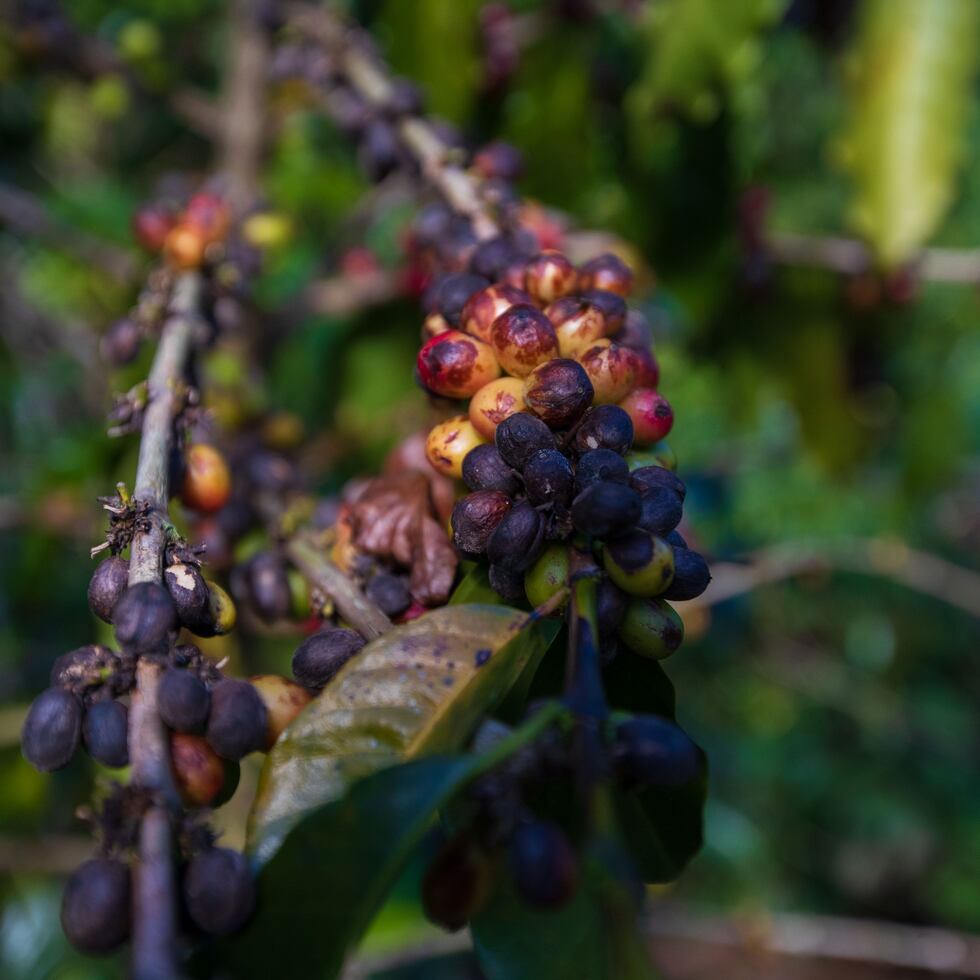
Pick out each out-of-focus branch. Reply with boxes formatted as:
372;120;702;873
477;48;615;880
304;267;403;316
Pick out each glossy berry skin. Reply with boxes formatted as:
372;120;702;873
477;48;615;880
205;679;268;761
545;297;609;356
452;491;512;559
461;284;533;343
524;544;570;609
61;858;131;955
365;573;412;617
132;203;176;252
522;358;594;430
487;501;545;573
578;288;626;331
422;833;493;932
182;847;256;936
82;700;129;767
660;548;711;600
576;340;637;404
462;444;521;496
87;556;130;623
573;448;630;495
572;405;634;457
425;416;486;479
509;820;578;909
636;487;683;537
578;252;633;296
523;251;577;305
616;715;699;786
571;482;641;539
468;376;528;440
620;388;674;445
292;628;365;690
164;562;212;634
417;330;501;399
618;598;684;660
182;444;232;513
490;305;560;377
494;412;557;470
158;669;211;734
113;582;177;656
603;531;675;597
629;465;685;500
171;732;227;807
22;687;83;772
522;449;574;506
249;675;311;750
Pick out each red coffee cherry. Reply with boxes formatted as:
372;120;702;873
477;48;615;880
417;330;501;399
184;191;231;245
468;376;527;440
460;284;534;343
576;339;637;404
523;250;577;305
132;202;176;252
490;304;560;377
182;444;232;514
545;297;609;356
578;252;633;296
425;415;486;478
170;732;228;807
619;388;674;444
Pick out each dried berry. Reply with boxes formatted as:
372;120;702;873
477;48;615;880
50;644;122;693
509;820;578;908
61;858;131;955
292;628;366;690
572;405;634;456
82;699;129;767
422;833;493;932
603;531;675;597
487;501;545;573
164;562;213;634
462;444;521;496
365;573;412;617
576;340;637;404
468;376;528;440
494;412;557;470
523;250;577;305
618;598;684;659
616;715;699;786
158;668;211;734
619;388;674;445
522;358;594;429
452;491;512;559
245;551;291;623
182;444;232;513
205;679;268;760
249;674;311;750
636;487;683;537
182;847;256;936
660;548;711;600
490;305;560;377
571;481;641;538
417;330;501;399
461;284;533;343
578;252;633;296
545;297;608;356
629;465;685;500
522;449;574;506
22;687;83;772
113;582;177;656
524;544;570;608
573;448;630;495
171;732;227;807
87;556;130;623
425;415;486;479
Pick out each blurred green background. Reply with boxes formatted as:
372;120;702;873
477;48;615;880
2;0;980;976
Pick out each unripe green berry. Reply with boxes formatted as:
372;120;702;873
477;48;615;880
603;531;675;597
617;598;684;659
524;545;570;610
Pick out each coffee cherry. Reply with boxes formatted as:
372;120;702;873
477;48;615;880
573;448;630;495
660;548;711;601
578;288;626;331
578;252;633;296
365;573;412;617
182;847;256;936
631;345;660;388
576;340;637;404
22;687;83;771
422;833;492;932
616;715;699;786
100;317;142;365
524;544;570;608
629;465;685;500
171;732;227;806
249;675;312;750
61;858;131;955
417;330;501;399
545;297;609;356
490;305;560;377
626;444;677;473
358;119;401;182
494;412;556;470
522;358;594;430
205;679;268;760
461;284;533;343
50;644;120;692
158;669;210;734
509;820;577;908
571;482;641;538
616;308;653;350
182;444;232;513
469;377;528;440
637;487;683;537
164;222;207;269
572;405;634;456
245;551;291;623
473;141;524;180
430;272;491;326
522;449;573;506
487;501;545;573
164;562;212;634
469;236;518;281
603;531;674;597
113;582;177;655
488;563;526;602
425;416;486;479
87;556;130;623
451;491;512;559
82;700;129;768
462;444;521;496
596;577;628;638
184;191;231;245
422;311;452;340
205;580;237;636
132;202;176;252
618;598;684;659
666;529;687;549
620;389;674;445
523;251;577;305
292;628;366;690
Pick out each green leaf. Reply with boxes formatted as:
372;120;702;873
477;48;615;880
840;0;980;265
449;563;504;606
247;605;558;863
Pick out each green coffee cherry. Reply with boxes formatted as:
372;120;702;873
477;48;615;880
603;531;674;597
618;598;684;659
625;442;676;473
524;545;570;610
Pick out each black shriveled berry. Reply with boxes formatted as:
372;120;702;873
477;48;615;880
522;449;574;507
113;582;177;655
636;487;683;537
50;644;121;693
87;556;130;623
365;573;412;617
22;687;83;771
434;272;491;326
596;578;628;638
522;359;594;430
489;563;526;602
158;669;211;734
660;548;711;600
182;846;256;936
495;412;557;470
421;833;491;932
61;858;132;955
629;465;686;500
487;501;545;573
82;700;129;768
292;628;365;690
578;288;626;331
616;715;699;786
452;491;512;560
462;444;521;496
246;551;292;623
570;481;641;538
573;448;630;495
164;562;213;635
573;405;634;456
205;679;268;761
509;820;578;908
